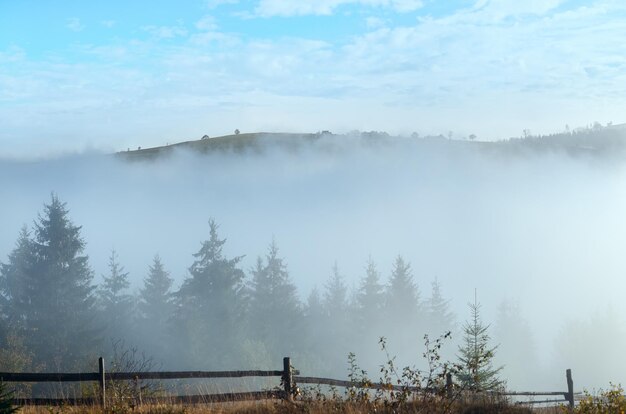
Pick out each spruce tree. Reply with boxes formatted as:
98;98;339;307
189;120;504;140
385;256;421;323
175;219;246;368
248;240;301;356
0;226;35;328
305;287;324;322
383;256;422;349
0;227;36;375
456;294;503;391
97;250;133;341
354;257;384;336
137;254;174;362
426;277;455;336
323;262;347;318
139;255;174;327
357;257;384;316
320;263;350;372
1;194;97;369
386;256;418;308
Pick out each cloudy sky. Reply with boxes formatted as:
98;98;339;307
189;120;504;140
1;0;626;157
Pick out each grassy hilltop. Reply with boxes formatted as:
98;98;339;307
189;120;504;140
115;124;626;162
115;132;323;160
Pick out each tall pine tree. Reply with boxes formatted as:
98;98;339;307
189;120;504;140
139;255;174;328
383;256;422;348
248;240;301;357
425;277;455;336
97;250;134;343
1;194;97;370
354;257;384;339
0;226;35;329
320;263;350;374
356;257;384;317
175;219;246;368
323;262;348;318
137;254;174;362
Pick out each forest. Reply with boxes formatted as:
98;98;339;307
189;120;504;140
0;192;520;394
0;194;459;374
2;129;626;393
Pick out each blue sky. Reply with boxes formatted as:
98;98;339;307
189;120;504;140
1;0;626;157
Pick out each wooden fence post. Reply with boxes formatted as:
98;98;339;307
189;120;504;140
566;368;574;409
446;373;453;398
98;357;106;408
282;357;293;401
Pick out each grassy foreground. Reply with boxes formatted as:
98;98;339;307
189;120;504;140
14;400;564;414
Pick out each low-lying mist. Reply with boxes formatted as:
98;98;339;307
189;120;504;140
2;133;626;391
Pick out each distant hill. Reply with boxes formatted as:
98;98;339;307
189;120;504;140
116;132;325;160
116;125;626;161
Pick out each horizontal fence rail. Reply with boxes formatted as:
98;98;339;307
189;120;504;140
294;376;421;392
1;357;298;408
294;368;578;408
0;370;289;382
0;373;99;382
109;370;288;380
0;357;578;409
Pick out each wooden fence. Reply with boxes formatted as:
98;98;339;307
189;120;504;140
294;368;578;408
0;357;297;408
0;358;579;408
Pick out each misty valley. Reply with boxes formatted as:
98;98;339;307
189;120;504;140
2;128;626;410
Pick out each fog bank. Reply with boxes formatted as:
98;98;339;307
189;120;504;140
2;134;626;390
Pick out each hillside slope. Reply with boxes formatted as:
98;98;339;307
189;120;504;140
115;125;626;161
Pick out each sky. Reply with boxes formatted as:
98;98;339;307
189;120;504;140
1;0;626;156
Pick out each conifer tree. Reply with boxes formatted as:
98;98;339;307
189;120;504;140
382;255;423;348
456;293;503;391
139;255;174;327
137;254;174;361
305;287;324;320
175;219;246;368
97;250;133;341
357;257;384;315
248;240;301;356
0;226;35;327
301;287;331;371
1;194;97;369
385;255;421;322
323;262;347;318
426;277;455;336
320;263;350;371
0;227;36;374
354;257;384;336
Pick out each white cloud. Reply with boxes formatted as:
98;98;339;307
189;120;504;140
142;25;188;39
206;0;238;8
196;15;217;31
471;0;565;21
66;18;84;32
189;31;238;46
101;20;116;28
0;46;25;63
366;16;387;29
255;0;423;17
389;0;423;13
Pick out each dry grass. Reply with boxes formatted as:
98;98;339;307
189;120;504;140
13;399;552;414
